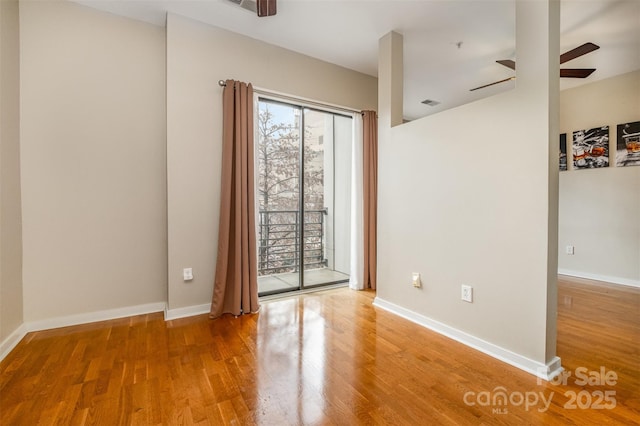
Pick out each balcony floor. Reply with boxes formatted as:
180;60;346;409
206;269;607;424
258;268;349;294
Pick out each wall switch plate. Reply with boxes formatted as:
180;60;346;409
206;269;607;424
566;245;575;255
461;285;473;303
412;272;421;288
183;268;193;281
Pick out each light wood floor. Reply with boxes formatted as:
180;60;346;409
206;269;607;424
1;276;639;425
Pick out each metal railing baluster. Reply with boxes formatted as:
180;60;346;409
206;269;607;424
257;209;326;275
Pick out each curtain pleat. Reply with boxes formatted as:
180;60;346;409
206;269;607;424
362;111;378;290
210;80;259;318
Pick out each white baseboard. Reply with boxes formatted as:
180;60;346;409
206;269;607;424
0;323;28;362
558;269;640;288
0;302;166;363
25;302;167;333
373;297;563;381
164;303;211;320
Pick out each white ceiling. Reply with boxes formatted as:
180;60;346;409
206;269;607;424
75;0;640;120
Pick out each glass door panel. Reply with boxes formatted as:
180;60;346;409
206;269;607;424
256;98;352;296
331;115;353;277
256;100;301;295
302;110;351;288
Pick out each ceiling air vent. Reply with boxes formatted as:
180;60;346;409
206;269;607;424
421;99;441;107
227;0;257;13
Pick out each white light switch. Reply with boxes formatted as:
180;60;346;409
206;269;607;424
461;285;473;303
412;273;421;288
183;268;193;281
566;245;575;255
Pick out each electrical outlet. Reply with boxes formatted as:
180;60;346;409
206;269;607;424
412;273;421;288
461;285;473;303
183;268;193;281
566;245;575;255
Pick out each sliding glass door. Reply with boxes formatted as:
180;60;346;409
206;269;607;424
256;98;352;296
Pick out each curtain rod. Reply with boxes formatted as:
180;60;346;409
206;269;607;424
218;79;363;115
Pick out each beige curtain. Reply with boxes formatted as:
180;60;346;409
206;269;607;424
210;80;259;318
362;111;377;290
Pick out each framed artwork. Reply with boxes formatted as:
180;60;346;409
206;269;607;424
616;121;640;167
560;133;567;171
573;126;609;169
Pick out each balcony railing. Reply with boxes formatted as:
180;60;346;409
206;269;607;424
258;209;327;276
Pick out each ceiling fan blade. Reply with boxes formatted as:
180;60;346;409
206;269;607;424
470;76;515;92
257;0;276;17
496;59;516;70
560;42;600;64
560;68;596;78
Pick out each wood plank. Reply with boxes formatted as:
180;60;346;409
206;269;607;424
1;276;638;424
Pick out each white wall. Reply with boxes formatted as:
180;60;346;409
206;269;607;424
0;0;23;343
165;14;377;312
558;70;640;286
19;0;167;322
376;0;560;374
